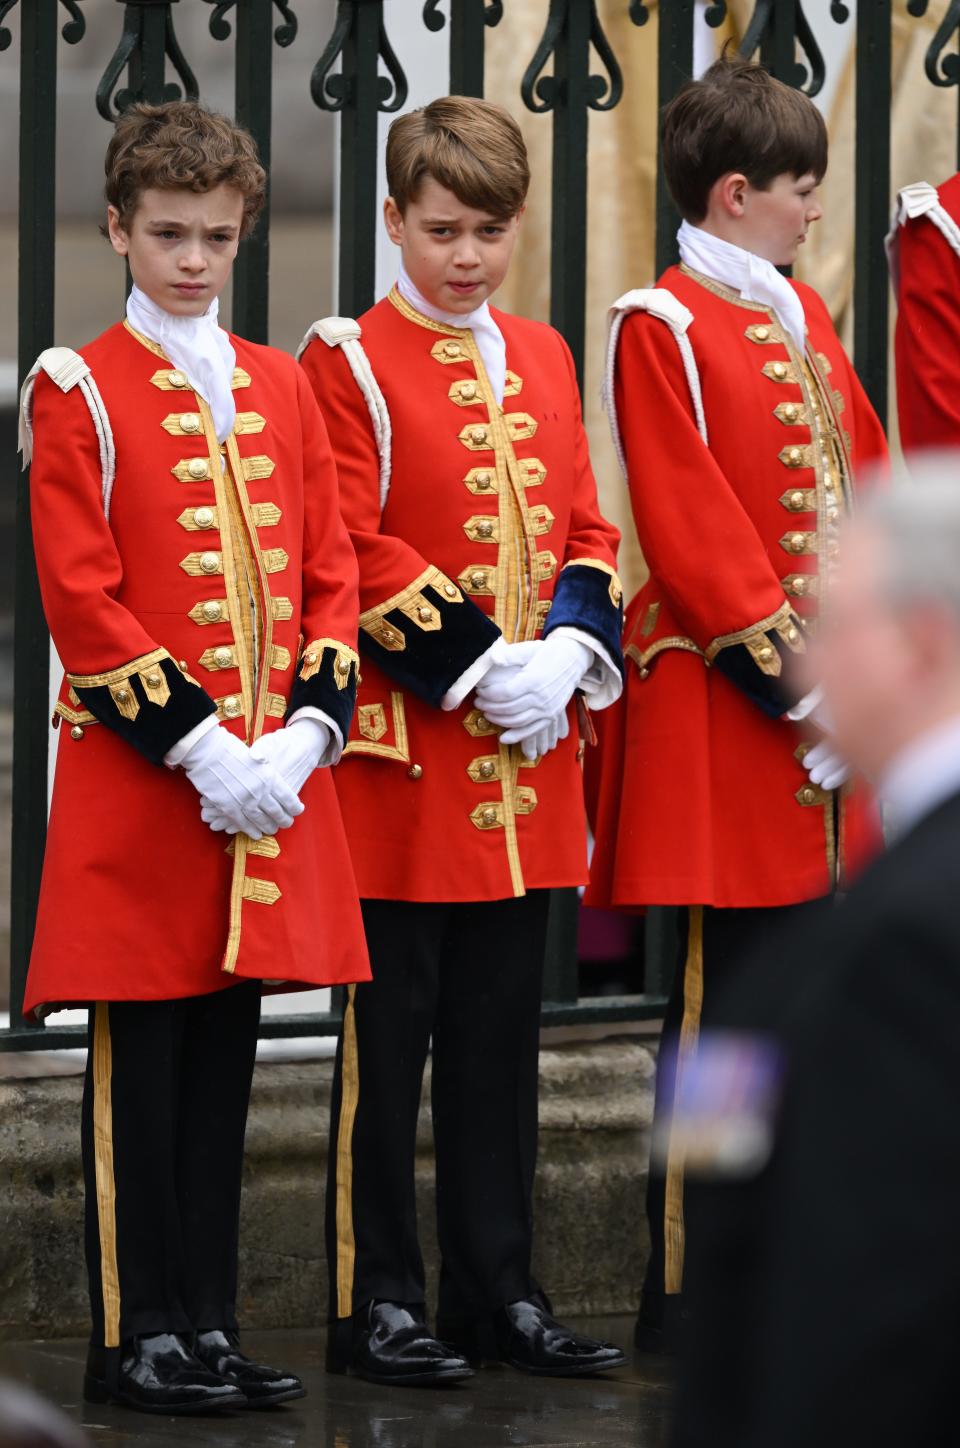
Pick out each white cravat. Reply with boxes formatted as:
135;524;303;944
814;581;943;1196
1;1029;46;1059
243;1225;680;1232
396;262;507;405
127;285;237;443
880;713;960;841
677;220;807;353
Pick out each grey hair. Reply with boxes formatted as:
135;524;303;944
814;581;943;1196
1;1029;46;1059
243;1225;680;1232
855;452;960;617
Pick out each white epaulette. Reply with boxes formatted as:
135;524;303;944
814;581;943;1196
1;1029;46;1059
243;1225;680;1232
19;346;117;520
298;316;392;512
603;288;707;479
886;181;960;296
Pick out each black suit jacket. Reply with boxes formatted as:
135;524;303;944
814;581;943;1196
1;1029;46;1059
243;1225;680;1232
673;789;960;1448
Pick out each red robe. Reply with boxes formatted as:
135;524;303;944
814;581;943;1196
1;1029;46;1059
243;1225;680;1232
587;265;888;911
23;320;370;1016
893;172;960;452
300;288;623;903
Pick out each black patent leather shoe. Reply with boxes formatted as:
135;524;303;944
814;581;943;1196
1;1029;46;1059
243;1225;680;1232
326;1301;474;1387
492;1296;627;1377
191;1329;306;1408
84;1333;247;1415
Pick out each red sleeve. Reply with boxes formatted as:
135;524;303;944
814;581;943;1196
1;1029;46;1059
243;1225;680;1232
615;311;791;653
29;370;216;763
895;212;960;453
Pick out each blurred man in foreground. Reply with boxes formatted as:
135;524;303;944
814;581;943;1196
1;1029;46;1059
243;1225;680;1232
673;457;960;1448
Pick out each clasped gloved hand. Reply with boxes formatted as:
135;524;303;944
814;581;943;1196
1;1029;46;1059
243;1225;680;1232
181;725;303;840
250;717;334;795
801;737;851;792
474;633;592;756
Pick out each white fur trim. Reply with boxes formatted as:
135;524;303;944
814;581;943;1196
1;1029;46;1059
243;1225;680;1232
298;317;393;512
20;347;117;519
886;181;960;295
603;288;707;480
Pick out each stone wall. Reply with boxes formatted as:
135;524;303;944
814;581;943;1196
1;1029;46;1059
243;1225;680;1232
0;1037;656;1339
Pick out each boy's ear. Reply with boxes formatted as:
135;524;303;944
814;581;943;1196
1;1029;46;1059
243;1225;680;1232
712;172;749;220
383;196;404;246
106;205;130;257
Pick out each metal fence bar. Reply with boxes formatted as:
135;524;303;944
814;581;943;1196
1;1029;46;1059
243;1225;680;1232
654;0;694;278
424;0;502;97
854;0;892;428
230;0;281;343
9;0;62;1034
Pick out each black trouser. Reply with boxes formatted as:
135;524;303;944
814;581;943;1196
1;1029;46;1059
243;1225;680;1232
326;892;551;1336
641;903;822;1326
81;981;262;1353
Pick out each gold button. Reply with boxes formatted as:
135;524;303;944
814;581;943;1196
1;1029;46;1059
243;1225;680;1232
773;363;787;379
180;412;201;434
201;600;223;622
444;341;462;357
114;687;129;703
787;448;802;466
304;651;318;667
470;571;487;590
337;659;352;676
460;382;477;400
222;695;241;718
792;576;808;596
179;660;188;671
479;761;495;779
476;521;494;539
444;583;458;598
754;325;770;341
799;786;817;806
475;471;492;489
200;551;221;574
471;427;488;445
476;714;488;729
193;506;214;528
145;672;162;687
786;626;800;643
639;667;650;681
789;490;805;510
70;725;84;741
757;645;775;663
784;403;798;421
168;370;188;388
407;763;423;781
417;606;433;622
790;533;807;554
214;646;233;669
188;458;208;480
481;807;498;826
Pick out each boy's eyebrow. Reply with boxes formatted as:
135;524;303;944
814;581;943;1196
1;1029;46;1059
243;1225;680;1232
146;218;240;230
419;215;503;227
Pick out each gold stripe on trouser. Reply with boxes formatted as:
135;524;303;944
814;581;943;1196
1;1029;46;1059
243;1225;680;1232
335;985;360;1318
92;1002;122;1346
663;907;705;1296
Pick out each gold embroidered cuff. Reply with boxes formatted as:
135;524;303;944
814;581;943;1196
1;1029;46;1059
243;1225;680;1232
300;638;360;689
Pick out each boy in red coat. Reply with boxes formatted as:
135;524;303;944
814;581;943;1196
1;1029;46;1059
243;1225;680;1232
888;173;960;450
19;102;368;1413
586;56;887;1350
300;97;626;1386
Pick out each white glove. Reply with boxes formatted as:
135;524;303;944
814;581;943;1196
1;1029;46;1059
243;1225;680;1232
802;738;851;792
181;725;304;839
249;717;333;795
475;634;592;740
518;707;570;762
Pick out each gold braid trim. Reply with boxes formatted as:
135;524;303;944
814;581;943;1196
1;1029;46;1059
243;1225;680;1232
561;556;624;607
704;600;797;665
67;647;189;721
300;638;360;689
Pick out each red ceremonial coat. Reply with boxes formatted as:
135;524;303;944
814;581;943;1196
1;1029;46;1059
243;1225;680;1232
23;320;370;1017
893;172;960;452
300;289;623;903
586;265;888;912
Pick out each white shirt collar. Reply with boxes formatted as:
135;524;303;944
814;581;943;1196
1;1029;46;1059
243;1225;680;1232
880;713;960;840
677;220;807;353
126;285;237;443
396;262;507;405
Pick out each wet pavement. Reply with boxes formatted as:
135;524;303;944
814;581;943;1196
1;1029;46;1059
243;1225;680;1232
0;1318;674;1447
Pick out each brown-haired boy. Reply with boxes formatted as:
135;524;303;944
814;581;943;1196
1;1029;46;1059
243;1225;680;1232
586;55;888;1349
19;101;368;1412
299;96;626;1385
